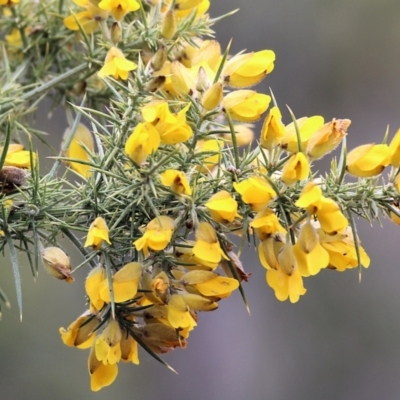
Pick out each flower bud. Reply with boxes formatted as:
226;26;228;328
277;244;297;276
161;10;177;40
110;22;122;44
150;44;168;71
307;118;350;159
0;166;27;194
195;66;210;92
297;220;318;253
41;247;74;283
170;61;196;96
201;82;223;110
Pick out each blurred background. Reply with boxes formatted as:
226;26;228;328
2;1;400;399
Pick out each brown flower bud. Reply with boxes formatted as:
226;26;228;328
41;247;74;283
0;166;27;194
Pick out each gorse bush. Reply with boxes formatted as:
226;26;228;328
1;0;400;392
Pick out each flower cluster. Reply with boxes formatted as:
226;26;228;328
1;0;400;393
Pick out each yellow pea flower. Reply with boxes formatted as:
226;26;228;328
167;294;197;331
281;152;310;185
98;0;140;20
160;169;192;195
0;0;19;5
346;143;391;177
223;50;275;88
95;320;122;365
192;222;228;269
88;345;118;391
2;144;36;169
294;242;329;277
389;128;400;167
99;262;142;303
142;101;193;144
59;312;98;349
319;228;370;271
204;191;240;223
296;183;348;234
233;176;276;211
85;266;106;312
98;47;137;80
266;265;306;303
134;216;174;257
250;208;286;240
65;123;94;178
125;122;160;165
170;61;196;96
165;0;210;18
64;0;108;34
307;118;350;160
85;217;111;249
223;90;271;122
260;106;285;150
280;115;324;153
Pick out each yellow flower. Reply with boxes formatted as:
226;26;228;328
389;128;400;167
165;0;210;18
204;191;240;223
98;47;137;80
98;0;140;20
65;123;94;178
192;222;228;269
295;183;348;234
59;312;98;349
64;0;108;34
141;101;193;144
250;208;286;240
5;28;22;49
167;294;197;331
346;143;391;177
280;115;324;153
88;347;118;391
134;216;175;257
125;122;160;165
160;169;192;195
84;217;111;249
294;221;330;277
223;90;271;122
266;264;306;303
319;228;370;271
95;320;122;365
306;119;350;159
233;176;276;211
0;0;19;5
2;144;36;169
281;152;310;185
181;270;239;298
85;266;106;312
260;106;285;150
99;262;142;303
223;50;275;88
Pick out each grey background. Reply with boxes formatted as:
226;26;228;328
2;1;400;399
